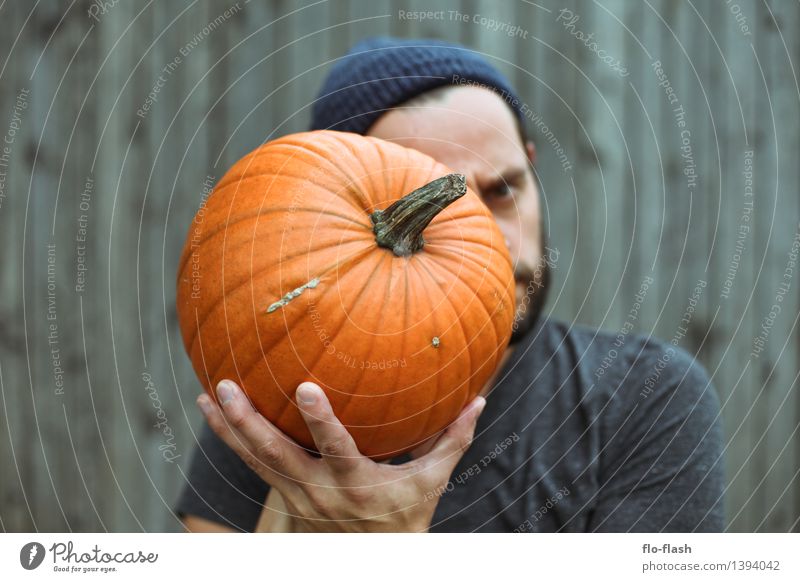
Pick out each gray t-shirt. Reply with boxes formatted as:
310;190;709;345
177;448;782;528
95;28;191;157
174;316;725;532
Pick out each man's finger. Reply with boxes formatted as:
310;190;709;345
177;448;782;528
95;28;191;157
199;380;313;488
295;382;364;474
412;396;486;485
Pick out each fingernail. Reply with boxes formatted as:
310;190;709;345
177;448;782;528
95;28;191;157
216;380;237;405
196;394;212;414
296;383;319;406
473;396;487;418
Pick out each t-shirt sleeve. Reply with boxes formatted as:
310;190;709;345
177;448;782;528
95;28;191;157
589;343;726;532
174;420;270;532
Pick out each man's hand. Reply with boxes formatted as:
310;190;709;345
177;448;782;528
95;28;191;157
196;379;486;532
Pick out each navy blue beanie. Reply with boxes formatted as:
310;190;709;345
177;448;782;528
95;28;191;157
310;36;525;135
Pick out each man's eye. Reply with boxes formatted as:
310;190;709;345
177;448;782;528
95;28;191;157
487;183;514;199
480;172;527;203
496;183;513;197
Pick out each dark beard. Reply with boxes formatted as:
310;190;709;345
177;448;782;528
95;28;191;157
508;232;552;345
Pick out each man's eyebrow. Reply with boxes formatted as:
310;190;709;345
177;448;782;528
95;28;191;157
477;167;528;192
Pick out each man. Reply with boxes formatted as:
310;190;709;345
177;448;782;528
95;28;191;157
175;37;724;532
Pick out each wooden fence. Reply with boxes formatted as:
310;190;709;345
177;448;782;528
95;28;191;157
0;0;797;532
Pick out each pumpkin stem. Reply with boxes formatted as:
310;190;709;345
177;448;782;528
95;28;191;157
370;173;467;257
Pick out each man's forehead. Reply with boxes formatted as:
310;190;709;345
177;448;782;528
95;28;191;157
368;87;525;179
402;85;518;132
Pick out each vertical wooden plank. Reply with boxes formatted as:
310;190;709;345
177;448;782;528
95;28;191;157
136;0;179;531
710;0;759;532
652;0;692;346
457;0;477;47
589;0;630;332
267;0;292;137
566;1;627;330
681;0;715;361
277;0;330;135
54;0;107;532
517;0;579;325
397;0;451;40
0;0;36;532
696;0;726;529
347;0;393;50
82;4;123;526
686;0;741;532
98;0;150;532
217;0;276;166
463;0;519;68
26;0;75;532
561;0;600;328
759;0;799;532
740;0;772;531
624;0;662;333
148;0;200;532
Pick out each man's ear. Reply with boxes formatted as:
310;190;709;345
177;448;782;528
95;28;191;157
525;140;536;166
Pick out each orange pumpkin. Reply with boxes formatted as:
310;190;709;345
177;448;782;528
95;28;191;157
176;130;515;460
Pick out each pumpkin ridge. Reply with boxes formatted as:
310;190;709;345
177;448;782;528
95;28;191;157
183;216;368;287
401;259;449;447
212;246;380;424
209;245;371;386
424;212;508;241
415;256;486;387
424;207;501;231
188;244;375;379
191;306;216;397
422;255;501;388
227;298;320;433
397;148;411;213
244;226;372;422
409;257;464;343
372;136;395;208
434;256;502;362
361;259;411;454
413;259;475;380
182;240;372;356
217;136;363;204
178;207;369;277
214;166;352;199
412;262;482;448
215;162;369;211
217;261;255;401
298;255;471;408
423;258;474;420
271;139;371;210
424;227;512;280
423;242;512;300
440;246;516;330
198;306;283;397
416;250;497;352
340;135;383;209
425;231;511;260
269;250;391;433
194;296;293;444
332;251;395;430
238;359;297;443
422;204;490;222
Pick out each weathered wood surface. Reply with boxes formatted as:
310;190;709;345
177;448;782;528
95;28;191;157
0;0;797;532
